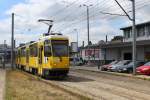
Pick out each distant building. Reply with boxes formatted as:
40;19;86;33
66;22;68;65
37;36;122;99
79;21;150;65
0;44;11;63
79;44;105;61
101;40;150;61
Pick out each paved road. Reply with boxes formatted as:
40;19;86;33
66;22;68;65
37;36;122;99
52;69;150;100
0;69;5;100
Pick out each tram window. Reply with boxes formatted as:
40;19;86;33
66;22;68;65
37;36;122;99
52;44;68;57
29;44;38;57
51;40;68;57
30;47;37;57
44;40;50;44
21;48;26;57
18;50;20;57
44;45;52;57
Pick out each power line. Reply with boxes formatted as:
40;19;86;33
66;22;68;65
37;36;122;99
54;0;111;30
50;0;82;19
55;0;150;31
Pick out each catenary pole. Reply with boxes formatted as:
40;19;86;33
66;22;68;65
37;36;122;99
74;29;78;51
131;0;136;75
83;4;92;63
114;0;136;75
87;6;90;46
11;13;14;69
3;40;6;69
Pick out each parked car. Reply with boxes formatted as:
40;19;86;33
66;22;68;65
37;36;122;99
108;60;131;72
101;61;118;71
136;62;150;75
117;61;145;73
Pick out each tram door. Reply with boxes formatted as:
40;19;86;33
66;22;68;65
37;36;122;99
38;46;43;64
26;50;29;64
38;46;43;74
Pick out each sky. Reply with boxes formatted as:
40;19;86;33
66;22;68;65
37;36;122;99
0;0;150;46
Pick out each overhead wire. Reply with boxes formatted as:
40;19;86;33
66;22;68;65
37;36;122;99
54;0;111;31
58;0;150;35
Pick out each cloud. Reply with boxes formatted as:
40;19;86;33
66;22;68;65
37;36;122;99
0;0;149;47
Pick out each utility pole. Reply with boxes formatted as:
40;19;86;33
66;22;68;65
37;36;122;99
82;41;84;47
74;29;79;57
83;4;92;64
106;35;108;43
3;40;6;69
11;13;14;70
131;0;136;75
74;29;78;50
87;6;90;45
114;0;136;75
83;4;92;45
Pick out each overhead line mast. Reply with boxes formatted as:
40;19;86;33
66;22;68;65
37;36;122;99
11;13;14;70
114;0;136;75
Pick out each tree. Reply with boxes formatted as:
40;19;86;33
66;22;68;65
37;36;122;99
111;36;123;42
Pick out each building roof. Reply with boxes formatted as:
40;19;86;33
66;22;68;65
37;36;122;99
120;21;150;30
81;43;105;49
79;39;150;49
101;40;150;48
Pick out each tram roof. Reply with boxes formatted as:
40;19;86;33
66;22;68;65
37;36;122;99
38;34;68;41
17;34;68;49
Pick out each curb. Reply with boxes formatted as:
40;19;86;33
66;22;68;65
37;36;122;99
72;68;150;81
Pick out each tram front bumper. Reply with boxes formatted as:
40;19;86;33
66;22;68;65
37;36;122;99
42;68;69;76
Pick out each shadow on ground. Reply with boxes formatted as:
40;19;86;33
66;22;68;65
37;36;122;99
61;75;94;82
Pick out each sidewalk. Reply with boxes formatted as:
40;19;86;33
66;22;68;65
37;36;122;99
0;69;6;100
71;66;150;81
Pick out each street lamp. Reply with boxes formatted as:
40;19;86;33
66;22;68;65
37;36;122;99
74;29;78;50
74;29;79;58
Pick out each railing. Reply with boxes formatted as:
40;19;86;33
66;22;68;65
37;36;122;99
124;35;150;42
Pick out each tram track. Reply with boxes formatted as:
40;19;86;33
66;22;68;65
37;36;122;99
70;69;150;94
50;69;150;100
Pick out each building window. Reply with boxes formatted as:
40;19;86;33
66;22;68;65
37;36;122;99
137;26;145;37
147;25;150;36
94;50;99;58
124;29;131;38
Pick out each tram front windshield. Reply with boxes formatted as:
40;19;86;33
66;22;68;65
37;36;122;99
52;40;68;57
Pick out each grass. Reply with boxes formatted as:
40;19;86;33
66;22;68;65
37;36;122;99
5;70;91;100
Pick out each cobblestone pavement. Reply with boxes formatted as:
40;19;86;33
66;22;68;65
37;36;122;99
0;69;6;100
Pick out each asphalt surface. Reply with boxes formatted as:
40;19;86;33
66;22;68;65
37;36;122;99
0;69;5;100
51;68;150;100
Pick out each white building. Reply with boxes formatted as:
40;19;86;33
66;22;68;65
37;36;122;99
102;21;150;61
121;21;150;42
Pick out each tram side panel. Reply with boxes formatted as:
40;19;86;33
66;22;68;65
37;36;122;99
28;43;38;73
20;47;26;70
